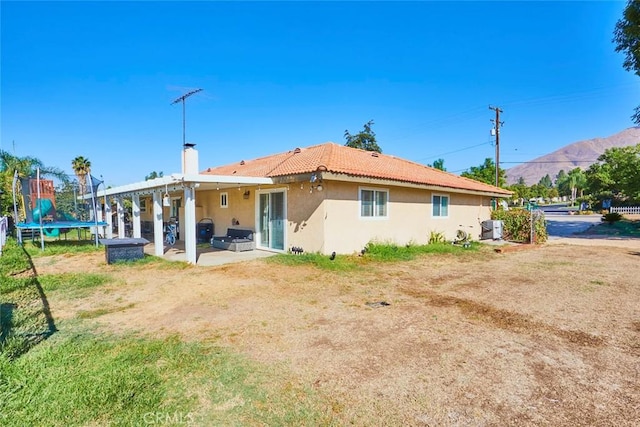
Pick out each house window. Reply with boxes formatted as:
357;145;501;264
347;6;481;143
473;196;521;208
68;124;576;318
432;194;449;217
220;192;228;208
360;187;388;218
139;199;147;213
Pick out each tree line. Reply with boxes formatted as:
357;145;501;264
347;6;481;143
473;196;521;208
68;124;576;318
460;143;640;208
0;152;94;220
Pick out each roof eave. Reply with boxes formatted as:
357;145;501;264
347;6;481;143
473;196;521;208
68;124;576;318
89;173;274;198
319;172;512;198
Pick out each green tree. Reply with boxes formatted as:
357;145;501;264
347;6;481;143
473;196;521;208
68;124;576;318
506;181;532;203
586;144;640;202
567;168;587;202
344;120;382;153
614;0;640;123
538;174;553;189
54;181;79;220
71;156;91;197
71;156;92;221
555;170;569;196
145;171;164;181
0;150;68;217
461;158;507;187
428;158;446;171
556;168;586;202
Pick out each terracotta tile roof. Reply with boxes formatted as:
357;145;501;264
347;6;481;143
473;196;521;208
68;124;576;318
202;142;511;195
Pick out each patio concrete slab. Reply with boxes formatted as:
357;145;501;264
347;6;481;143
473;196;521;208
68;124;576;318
144;242;277;266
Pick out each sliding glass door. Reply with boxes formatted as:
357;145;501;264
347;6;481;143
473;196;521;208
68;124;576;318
258;191;285;250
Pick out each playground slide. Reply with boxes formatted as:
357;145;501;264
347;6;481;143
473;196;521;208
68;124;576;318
32;198;60;237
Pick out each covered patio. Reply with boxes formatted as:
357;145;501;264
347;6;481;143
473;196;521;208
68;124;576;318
97;146;272;264
144;240;277;266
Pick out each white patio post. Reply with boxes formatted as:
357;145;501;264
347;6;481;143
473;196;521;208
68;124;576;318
132;194;141;238
152;190;164;256
183;184;197;264
96;202;104;237
116;196;125;239
105;197;113;239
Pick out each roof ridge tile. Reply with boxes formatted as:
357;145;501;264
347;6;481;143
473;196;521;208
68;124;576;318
202;142;511;195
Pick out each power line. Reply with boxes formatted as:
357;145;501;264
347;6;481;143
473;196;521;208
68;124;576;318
452;159;599;176
390;83;634;149
390;106;487;143
501;83;636;109
415;141;491;162
501;160;597;164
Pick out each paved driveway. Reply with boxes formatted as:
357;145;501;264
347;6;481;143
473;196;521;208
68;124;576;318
544;213;602;239
544;213;640;250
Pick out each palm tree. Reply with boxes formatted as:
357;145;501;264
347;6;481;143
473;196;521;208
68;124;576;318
1;150;67;180
71;156;91;197
0;150;68;217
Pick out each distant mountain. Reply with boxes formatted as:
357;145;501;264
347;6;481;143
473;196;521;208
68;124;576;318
505;127;640;185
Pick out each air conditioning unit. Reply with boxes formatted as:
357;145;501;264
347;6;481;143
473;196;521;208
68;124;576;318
481;220;503;240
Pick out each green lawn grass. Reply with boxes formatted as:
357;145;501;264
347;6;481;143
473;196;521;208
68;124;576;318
268;241;481;271
0;238;333;426
21;238;104;257
0;239;31;276
588;219;640;237
0;330;333;427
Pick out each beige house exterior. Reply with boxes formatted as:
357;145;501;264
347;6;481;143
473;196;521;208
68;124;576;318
108;143;510;260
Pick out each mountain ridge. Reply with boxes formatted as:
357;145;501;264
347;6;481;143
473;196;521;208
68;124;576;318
505;127;640;185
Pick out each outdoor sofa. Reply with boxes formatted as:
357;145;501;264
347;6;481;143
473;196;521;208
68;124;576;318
211;227;256;252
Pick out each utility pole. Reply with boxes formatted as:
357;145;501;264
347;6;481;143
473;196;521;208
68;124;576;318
489;105;504;187
171;88;203;148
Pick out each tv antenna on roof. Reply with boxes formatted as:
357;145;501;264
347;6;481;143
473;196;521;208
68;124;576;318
171;88;203;148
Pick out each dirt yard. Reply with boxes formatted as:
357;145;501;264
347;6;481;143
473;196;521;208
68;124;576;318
34;241;640;426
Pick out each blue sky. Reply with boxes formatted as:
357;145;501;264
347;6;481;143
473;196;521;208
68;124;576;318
1;1;637;186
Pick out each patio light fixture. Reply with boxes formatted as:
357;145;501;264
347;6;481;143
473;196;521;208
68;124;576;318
163;184;170;207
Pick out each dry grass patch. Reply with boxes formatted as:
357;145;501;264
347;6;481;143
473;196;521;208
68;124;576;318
27;243;640;426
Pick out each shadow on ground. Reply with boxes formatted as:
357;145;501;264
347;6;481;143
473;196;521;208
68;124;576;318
0;247;57;360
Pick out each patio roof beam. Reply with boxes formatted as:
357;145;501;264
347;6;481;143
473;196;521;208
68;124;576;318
92;174;273;199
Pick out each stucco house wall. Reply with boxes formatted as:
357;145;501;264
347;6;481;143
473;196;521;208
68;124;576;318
98;143;509;264
319;181;493;255
136;179;493;253
285;184;325;253
184;188;257;237
431;192;492;241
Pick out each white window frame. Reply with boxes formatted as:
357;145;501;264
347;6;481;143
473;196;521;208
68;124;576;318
220;192;228;208
432;193;449;218
359;186;389;219
139;199;147;213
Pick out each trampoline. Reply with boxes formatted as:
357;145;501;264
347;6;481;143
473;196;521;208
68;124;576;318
12;168;108;249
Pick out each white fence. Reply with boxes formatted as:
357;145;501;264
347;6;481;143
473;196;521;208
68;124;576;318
0;216;7;256
610;206;640;215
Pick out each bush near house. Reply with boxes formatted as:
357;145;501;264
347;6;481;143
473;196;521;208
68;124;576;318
491;208;547;243
602;212;623;224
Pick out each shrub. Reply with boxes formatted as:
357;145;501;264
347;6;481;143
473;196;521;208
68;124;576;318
491;208;547;244
602;212;623;224
428;231;446;244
